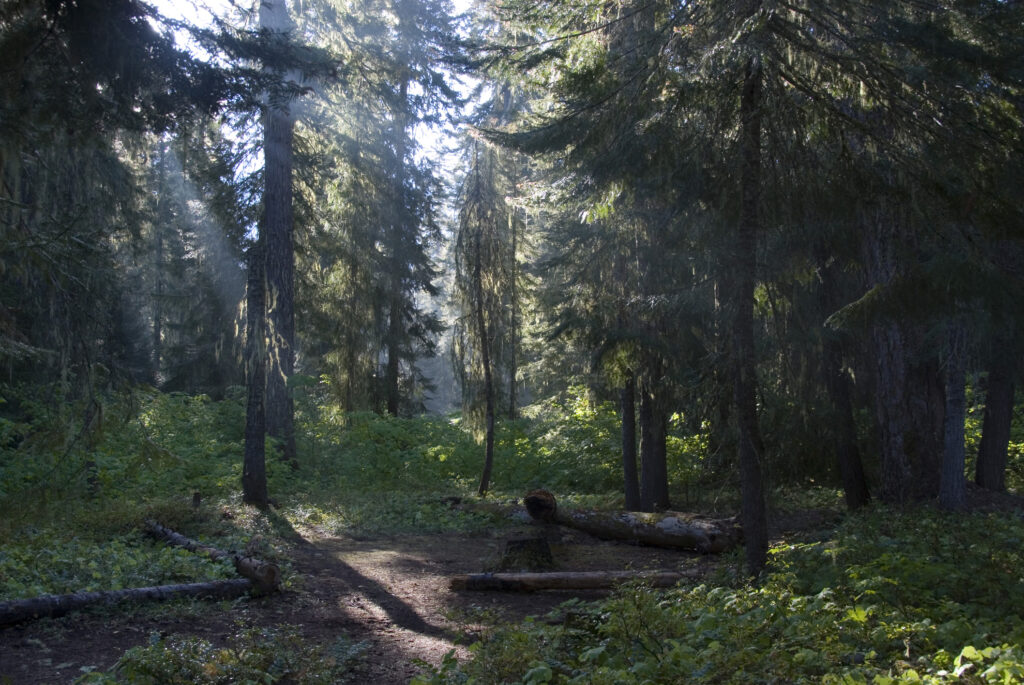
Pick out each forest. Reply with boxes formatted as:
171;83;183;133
1;0;1023;682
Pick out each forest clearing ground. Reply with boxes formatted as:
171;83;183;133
0;521;721;684
6;494;1018;683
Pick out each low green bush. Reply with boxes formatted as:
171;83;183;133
76;625;365;684
418;507;1024;684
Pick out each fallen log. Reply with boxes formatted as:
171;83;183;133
450;570;696;592
144;520;281;593
0;579;253;627
524;491;741;553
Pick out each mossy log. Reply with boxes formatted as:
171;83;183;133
525;491;741;553
450;570;695;592
0;579;253;627
144;520;281;593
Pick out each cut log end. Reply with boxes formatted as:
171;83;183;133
524;489;557;522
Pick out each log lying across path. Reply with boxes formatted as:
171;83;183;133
144;520;281;594
0;579;253;627
451;570;697;592
523;490;741;553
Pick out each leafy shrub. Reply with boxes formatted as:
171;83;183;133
77;625;364;684
426;507;1024;684
0;530;235;601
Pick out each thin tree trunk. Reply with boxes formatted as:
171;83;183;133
652;408;669;509
243;240;268;509
939;320;967;511
385;296;402;415
508;199;519;420
734;55;768;576
151;147;165;385
976;336;1015;491
638;377;655;512
620;371;641;510
262;0;297;467
475;226;496;496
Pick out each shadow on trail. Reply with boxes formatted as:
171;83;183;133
248;509;456;642
336;558;454;640
301;540;457;642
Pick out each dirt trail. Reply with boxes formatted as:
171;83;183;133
0;526;702;683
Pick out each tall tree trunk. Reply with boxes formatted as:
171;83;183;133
733;55;768;576
906;354;944;499
863;205;914;504
638;375;669;512
620;371;641;510
651;406;669;510
243;239;268;508
823;334;871;509
638;380;655;513
508;199;519;420
939;319;967;511
344;336;356;413
261;0;297;467
816;252;871;509
385;296;402;415
385;79;412;417
976;336;1016;491
151;207;164;384
474;227;496;496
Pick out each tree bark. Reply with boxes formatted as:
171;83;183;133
620;371;641;510
734;54;768;575
261;0;297;466
816;253;871;509
939;320;967;510
976;336;1015;491
0;579;253;627
475;215;496;496
638;376;669;512
523;492;740;553
863;204;914;504
151;142;167;384
385;294;403;415
243;239;268;508
450;570;696;592
144;520;281;593
509;180;519;420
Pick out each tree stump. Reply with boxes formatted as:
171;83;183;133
496;536;555;571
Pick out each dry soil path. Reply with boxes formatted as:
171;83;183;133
0;525;702;683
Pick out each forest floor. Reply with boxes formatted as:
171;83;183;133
2;493;1019;684
0;504;848;684
0;517;720;682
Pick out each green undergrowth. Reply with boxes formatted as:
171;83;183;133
0;383;719;599
76;624;367;684
0;532;235;601
3;381;1023;685
415;507;1024;684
